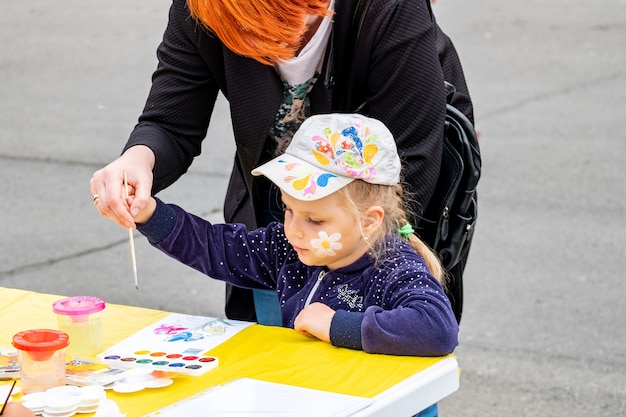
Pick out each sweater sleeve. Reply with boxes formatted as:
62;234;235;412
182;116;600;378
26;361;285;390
330;245;459;357
359;269;458;357
136;198;285;290
136;198;177;244
330;289;458;357
329;310;365;350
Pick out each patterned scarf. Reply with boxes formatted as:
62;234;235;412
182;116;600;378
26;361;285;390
269;72;319;156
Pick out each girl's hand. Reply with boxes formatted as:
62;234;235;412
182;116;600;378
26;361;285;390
294;302;336;343
90;145;155;229
2;402;37;417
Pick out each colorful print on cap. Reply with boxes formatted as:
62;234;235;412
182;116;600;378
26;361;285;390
252;113;400;201
312;123;380;181
276;122;379;200
273;156;344;199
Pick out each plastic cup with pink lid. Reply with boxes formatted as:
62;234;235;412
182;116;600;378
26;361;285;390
52;296;106;358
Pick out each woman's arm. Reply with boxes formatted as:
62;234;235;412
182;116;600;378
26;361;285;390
123;0;220;193
91;0;220;228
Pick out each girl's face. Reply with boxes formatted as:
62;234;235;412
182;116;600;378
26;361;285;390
281;192;369;271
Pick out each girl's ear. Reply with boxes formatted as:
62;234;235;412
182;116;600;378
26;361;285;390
363;205;385;236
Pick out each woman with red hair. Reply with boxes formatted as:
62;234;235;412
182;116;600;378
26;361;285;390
90;0;472;320
90;2;472;413
91;0;473;324
90;0;473;327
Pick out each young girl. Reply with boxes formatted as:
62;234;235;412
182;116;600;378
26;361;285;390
130;114;458;357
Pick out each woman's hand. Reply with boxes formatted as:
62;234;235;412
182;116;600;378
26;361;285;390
90;145;155;228
294;302;336;343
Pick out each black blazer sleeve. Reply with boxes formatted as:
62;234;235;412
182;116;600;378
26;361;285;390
123;0;220;193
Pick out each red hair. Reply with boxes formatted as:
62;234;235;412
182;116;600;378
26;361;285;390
187;0;332;65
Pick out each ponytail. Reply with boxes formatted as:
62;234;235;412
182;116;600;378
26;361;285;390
337;181;446;286
404;228;445;283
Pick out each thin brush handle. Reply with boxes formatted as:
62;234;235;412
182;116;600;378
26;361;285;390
124;172;139;290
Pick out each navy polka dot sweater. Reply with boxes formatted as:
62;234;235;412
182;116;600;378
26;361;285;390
138;198;458;356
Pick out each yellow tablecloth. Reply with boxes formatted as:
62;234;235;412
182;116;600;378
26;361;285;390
0;287;452;416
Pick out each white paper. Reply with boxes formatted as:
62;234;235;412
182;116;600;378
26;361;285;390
142;378;372;417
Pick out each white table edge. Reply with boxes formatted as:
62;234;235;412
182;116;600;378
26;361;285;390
352;355;460;416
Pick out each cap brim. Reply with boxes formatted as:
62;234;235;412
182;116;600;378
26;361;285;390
252;154;353;201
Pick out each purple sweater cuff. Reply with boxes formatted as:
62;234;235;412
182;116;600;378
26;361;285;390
329;310;365;350
136;198;177;244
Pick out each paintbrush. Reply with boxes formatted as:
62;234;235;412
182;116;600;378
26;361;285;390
123;172;139;290
0;380;16;415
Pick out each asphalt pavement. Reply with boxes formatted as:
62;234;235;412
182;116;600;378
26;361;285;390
1;1;624;416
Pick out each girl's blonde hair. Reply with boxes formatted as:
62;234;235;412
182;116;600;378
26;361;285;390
187;0;333;65
336;180;446;285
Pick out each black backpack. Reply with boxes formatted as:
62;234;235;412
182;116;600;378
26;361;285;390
422;82;481;271
349;0;482;323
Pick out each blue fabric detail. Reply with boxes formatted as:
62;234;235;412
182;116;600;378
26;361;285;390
415;404;438;417
252;288;282;326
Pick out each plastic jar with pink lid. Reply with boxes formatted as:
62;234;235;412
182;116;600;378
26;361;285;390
12;329;69;393
52;296;105;358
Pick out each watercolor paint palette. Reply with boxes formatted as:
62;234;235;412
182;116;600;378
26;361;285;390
97;313;253;377
99;351;218;377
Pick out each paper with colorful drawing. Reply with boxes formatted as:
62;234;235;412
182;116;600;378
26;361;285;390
98;314;253;376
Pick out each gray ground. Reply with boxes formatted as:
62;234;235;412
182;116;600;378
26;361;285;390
1;1;624;416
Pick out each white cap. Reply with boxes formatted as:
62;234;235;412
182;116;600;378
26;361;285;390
252;113;400;200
